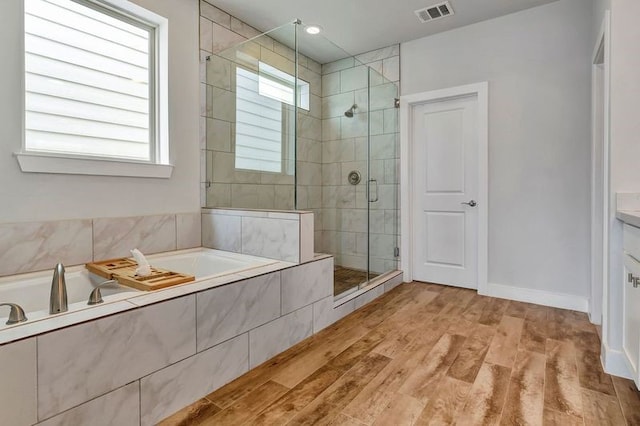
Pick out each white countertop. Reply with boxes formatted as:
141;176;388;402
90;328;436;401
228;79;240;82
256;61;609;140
616;210;640;228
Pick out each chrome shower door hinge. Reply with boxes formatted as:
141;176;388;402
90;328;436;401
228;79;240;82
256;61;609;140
394;247;400;257
394;98;400;108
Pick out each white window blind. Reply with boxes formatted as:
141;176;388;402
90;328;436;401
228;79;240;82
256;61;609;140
258;62;309;110
235;67;284;173
24;0;154;161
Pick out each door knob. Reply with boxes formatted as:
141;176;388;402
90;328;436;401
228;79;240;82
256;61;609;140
461;200;477;207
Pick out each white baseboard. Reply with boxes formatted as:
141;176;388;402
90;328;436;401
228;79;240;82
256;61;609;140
487;282;589;312
601;342;633;379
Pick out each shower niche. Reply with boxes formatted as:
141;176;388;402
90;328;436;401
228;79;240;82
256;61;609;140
203;21;400;299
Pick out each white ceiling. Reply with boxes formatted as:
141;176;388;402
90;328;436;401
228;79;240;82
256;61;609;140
208;0;559;64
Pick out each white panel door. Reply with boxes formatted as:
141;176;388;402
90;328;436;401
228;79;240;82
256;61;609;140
412;95;479;288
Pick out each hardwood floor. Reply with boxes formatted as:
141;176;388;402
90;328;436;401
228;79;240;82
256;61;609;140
159;282;640;425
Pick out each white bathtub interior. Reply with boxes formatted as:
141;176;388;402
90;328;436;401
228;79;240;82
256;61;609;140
0;267;140;326
147;249;277;280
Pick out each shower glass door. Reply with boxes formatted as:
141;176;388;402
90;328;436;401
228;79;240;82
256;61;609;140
366;68;399;283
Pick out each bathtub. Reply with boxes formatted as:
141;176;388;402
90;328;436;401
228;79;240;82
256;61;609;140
0;267;140;326
147;248;276;280
0;248;278;331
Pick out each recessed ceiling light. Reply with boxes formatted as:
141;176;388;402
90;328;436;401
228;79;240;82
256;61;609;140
304;25;322;35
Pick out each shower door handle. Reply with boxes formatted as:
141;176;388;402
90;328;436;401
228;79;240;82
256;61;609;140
368;179;379;203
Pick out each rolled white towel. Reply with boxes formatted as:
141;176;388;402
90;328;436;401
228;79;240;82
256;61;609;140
130;248;152;276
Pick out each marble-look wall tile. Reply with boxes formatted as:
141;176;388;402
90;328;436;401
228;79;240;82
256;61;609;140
382;56;400;82
38;383;139;426
322;92;355;119
200;1;230;28
322;185;356;209
313;296;356;333
201;212;241;252
206;118;232;152
93;214;176;260
341;112;368;138
297;114;321;140
323;139;355;163
354;45;399;65
196;273;281;351
383;272;404;292
322;72;340;97
297;161;322;187
322;117;342;142
207;55;232;90
0;338;37;425
249;305;313;368
176;213;202;249
281;258;332;315
206;183;231;208
199;17;213;53
322;163;341;186
354;285;385;309
211;22;246;54
322;57;355;74
231;184;275;209
241;216;300;262
37;296;196;419
140;334;248;426
341;66;368;92
210;87;235;122
0;220;92;276
230;17;261;39
299;213;314;263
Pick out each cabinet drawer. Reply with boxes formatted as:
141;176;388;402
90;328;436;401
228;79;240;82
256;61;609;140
624;224;640;260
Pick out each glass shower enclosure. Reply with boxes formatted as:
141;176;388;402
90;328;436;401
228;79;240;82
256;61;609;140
203;21;399;299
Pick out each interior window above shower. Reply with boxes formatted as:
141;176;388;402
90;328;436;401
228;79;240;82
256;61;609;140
234;63;308;174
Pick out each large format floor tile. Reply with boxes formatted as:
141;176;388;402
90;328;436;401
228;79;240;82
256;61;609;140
159;282;640;425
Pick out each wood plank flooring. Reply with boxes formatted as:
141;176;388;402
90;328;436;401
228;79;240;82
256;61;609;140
159;282;640;425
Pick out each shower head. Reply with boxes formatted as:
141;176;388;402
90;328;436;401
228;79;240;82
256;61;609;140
344;104;357;118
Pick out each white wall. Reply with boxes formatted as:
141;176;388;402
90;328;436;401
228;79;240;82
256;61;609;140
401;0;593;299
0;0;200;223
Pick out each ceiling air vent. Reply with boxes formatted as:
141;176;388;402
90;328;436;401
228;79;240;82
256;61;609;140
414;1;454;23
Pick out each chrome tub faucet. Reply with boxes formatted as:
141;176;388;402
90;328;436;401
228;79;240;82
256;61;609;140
50;263;68;314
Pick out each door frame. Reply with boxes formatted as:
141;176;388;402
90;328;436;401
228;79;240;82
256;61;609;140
400;82;489;294
591;11;610;325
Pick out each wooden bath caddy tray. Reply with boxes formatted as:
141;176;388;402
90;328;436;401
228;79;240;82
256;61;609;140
86;258;195;291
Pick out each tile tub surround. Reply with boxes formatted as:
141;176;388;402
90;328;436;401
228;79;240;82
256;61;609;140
0;248;293;346
0;212;201;277
201;208;314;263
0;255;403;425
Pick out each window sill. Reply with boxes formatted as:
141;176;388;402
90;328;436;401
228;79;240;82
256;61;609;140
15;152;174;179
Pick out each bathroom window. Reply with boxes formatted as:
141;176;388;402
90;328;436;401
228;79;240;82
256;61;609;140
234;63;308;174
17;0;171;178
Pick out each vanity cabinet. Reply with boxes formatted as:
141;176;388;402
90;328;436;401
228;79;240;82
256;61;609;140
623;223;640;387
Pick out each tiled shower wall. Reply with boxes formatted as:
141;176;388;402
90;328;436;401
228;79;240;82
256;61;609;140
199;2;401;270
319;47;401;274
199;0;322;237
